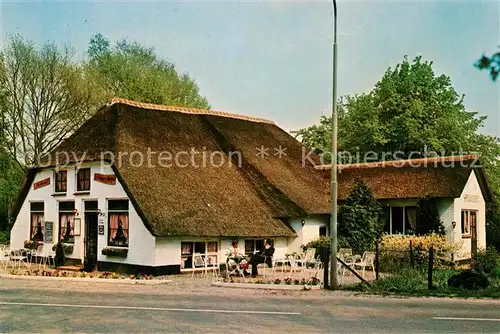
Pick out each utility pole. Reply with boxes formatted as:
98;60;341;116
329;0;339;290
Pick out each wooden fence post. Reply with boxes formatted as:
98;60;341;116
428;247;434;290
375;241;380;281
409;240;414;269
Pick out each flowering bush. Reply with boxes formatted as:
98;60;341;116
24;240;42;250
379;233;460;272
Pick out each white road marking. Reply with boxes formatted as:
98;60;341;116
433;317;500;322
0;301;301;316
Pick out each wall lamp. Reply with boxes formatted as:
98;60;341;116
452;221;456;229
301;220;306;227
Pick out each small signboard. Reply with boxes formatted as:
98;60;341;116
44;221;53;243
34;178;50;190
98;225;105;235
94;173;116;185
98;216;105;235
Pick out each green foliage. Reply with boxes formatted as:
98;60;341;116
474;247;499;274
295;56;485;161
0;230;9;244
303;236;331;250
416;196;445;236
86;34;209;109
0;150;23;231
338;180;384;254
475;50;500;81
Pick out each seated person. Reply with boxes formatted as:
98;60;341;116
226;240;247;274
248;240;275;277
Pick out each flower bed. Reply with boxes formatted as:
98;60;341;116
8;268;154;280
221;276;321;286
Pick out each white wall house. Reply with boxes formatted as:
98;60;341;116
11;100;491;275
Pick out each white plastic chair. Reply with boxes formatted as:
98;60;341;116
297;248;318;269
353;251;375;278
10;249;30;269
31;245;44;265
0;246;12;269
41;249;55;268
192;253;207;277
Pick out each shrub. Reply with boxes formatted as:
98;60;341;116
274;278;281;285
0;230;9;244
474;247;499;273
416;196;445;235
379;233;459;272
52;243;74;254
338;180;384;254
284;278;292;285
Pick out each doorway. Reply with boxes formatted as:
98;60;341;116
85;211;98;267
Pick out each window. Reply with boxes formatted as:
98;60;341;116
181;241;218;269
59;201;75;243
30;202;44;241
77;168;91;191
55;170;67;193
319;226;327;237
245;239;265;256
385;206;417;235
461;210;477;237
108;200;129;247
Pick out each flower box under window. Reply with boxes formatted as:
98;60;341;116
102;247;128;257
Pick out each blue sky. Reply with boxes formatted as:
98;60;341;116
1;0;499;136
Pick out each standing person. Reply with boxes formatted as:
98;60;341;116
249;240;275;277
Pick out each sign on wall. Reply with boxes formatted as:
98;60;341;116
34;178;50;190
98;216;105;235
44;221;53;243
94;173;116;185
463;194;480;203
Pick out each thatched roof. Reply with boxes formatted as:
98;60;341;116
17;98;330;238
316;155;492;202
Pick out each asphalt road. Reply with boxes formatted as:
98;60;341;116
0;280;499;333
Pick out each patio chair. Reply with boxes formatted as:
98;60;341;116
192;253;207;278
31;245;44;265
0;246;12;269
296;248;317;269
353;251;375;278
10;249;30;269
40;249;55;268
338;248;356;276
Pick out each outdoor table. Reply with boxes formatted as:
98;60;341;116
226;256;247;277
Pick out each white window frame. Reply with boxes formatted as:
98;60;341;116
387;205;416;235
181;241;219;271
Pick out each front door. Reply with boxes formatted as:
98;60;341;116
470;211;478;259
85;212;98;267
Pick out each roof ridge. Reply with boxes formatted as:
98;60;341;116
107;97;276;125
315;154;479;170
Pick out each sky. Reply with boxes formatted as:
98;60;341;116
1;0;499;136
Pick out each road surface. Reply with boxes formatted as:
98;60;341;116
0;278;499;332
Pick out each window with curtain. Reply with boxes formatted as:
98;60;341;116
108;200;129;247
77;168;91;191
385;206;418;235
59;201;75;244
55;170;67;193
30;202;44;241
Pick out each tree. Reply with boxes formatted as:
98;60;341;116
338;180;384;254
476;50;500;81
295;56;485;160
86;34;210;109
0;35;100;166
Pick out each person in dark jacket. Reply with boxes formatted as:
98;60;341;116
249;239;275;277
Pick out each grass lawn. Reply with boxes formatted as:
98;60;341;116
341;269;500;299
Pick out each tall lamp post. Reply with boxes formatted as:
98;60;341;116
329;0;339;290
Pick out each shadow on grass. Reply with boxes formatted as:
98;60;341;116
340;269;500;299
